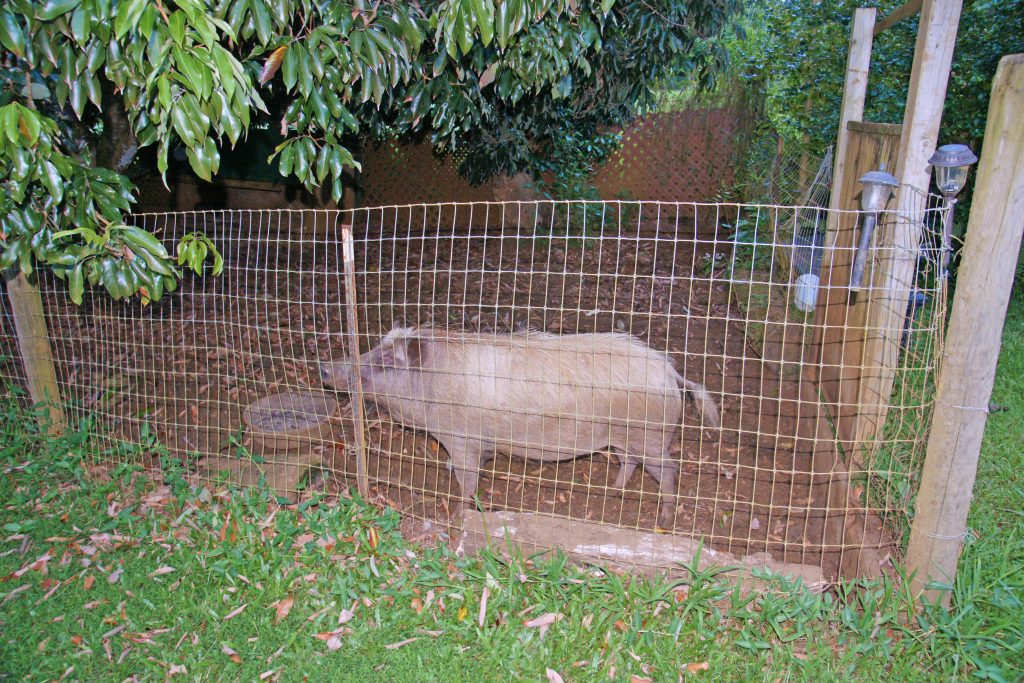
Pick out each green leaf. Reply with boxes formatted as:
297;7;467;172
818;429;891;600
298;48;314;97
117;225;169;259
17;108;41;144
85;74;102;108
69;263;85;304
315;143;330;183
293;137;309;178
0;10;26;58
252;0;272;46
69;77;86;117
473;0;494;47
171;105;197;146
309;91;329;128
157;75;172;109
70;7;89;45
282;41;298;90
37;0;82;21
185;138;215;181
217;91;242;144
276;139;295;176
495;0;511;49
169;10;187;46
10;146;31;179
40;160;64;204
113;0;142;38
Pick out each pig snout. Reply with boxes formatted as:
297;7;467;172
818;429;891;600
319;361;352;391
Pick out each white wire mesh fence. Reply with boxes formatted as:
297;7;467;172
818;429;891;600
0;198;948;579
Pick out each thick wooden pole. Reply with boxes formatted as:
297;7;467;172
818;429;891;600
906;55;1024;602
824;7;876;246
812;8;875;379
894;0;962;196
5;271;66;434
857;0;963;443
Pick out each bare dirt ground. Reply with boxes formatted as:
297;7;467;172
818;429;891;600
1;210;849;575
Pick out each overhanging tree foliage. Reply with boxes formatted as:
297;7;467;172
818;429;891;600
0;0;740;304
731;0;1023;158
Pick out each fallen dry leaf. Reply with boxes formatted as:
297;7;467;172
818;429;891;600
1;584;30;605
523;612;562;628
224;604;248;620
148;566;176;578
478;587;489;628
221;645;242;664
523;612;563;638
273;595;294;625
546;669;565;683
384;638;418;650
13;552;51;578
314;626;352;651
107;567;123;584
631;676;653;683
684;662;710;674
292;533;317;548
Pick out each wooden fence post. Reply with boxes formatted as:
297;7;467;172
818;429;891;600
812;7;875;380
4;270;66;434
823;7;876;244
905;54;1024;603
858;0;963;442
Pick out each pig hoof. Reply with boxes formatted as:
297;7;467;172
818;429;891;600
657;510;676;530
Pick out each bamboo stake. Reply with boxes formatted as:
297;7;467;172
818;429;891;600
906;54;1024;604
340;223;370;498
5;270;66;434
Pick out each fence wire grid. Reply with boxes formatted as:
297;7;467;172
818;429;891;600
0;198;948;580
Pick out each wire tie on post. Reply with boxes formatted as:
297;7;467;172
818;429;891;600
935;398;990;414
914;528;970;542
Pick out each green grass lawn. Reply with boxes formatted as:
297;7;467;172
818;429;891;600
1;297;1021;682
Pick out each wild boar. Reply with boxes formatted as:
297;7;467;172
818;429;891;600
321;326;720;526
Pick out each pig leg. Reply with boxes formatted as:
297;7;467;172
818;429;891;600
613;455;640;489
644;459;679;528
439;435;487;512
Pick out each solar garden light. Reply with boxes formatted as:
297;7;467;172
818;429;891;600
850;169;898;291
929;144;978;278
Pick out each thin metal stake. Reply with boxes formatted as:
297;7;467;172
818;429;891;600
341;222;370;498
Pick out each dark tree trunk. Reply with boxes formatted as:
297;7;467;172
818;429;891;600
94;77;139;174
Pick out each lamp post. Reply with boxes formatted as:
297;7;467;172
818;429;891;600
928;144;978;278
850;169;898;291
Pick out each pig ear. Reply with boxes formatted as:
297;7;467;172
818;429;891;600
392;336;425;369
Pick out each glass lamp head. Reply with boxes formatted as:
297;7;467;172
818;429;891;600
928;144;978;197
858;170;898;212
